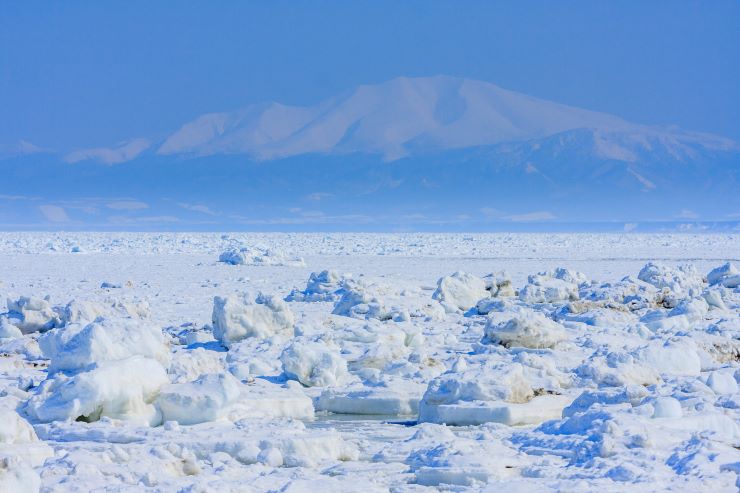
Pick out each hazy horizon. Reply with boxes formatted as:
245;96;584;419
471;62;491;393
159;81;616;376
1;2;738;231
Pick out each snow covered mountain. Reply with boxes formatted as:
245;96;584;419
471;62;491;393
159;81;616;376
2;76;739;230
152;75;738;162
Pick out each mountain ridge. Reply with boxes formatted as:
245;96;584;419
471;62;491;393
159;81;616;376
44;75;737;164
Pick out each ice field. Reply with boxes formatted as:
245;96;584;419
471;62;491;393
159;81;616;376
0;232;739;492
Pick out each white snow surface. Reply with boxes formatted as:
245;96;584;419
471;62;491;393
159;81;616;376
0;232;738;491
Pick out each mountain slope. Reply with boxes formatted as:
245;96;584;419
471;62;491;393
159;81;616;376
153;75;738;162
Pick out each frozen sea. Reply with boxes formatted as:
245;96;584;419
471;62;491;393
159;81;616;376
0;232;738;492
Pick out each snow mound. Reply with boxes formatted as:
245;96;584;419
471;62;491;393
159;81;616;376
39;318;170;374
5;296;60;334
25;355;169;425
286;270;346;302
432;271;488;312
212;294;295;346
483;309;567;348
280;339;350;387
219;245;305;267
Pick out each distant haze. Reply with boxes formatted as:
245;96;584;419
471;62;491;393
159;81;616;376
0;2;738;231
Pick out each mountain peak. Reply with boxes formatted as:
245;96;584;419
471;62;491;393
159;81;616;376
56;75;736;164
154;75;649;161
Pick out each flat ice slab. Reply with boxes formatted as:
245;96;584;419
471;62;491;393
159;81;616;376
419;394;574;426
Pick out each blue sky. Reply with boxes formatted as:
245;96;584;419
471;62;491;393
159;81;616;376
2;1;739;150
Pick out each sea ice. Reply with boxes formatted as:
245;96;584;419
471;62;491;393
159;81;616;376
212;293;295;346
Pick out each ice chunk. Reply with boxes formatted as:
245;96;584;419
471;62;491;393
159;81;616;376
331;280;389;319
706;371;738;395
702;287;728;310
563;386;649;417
286;270;346;302
652;397;683;419
707;262;740;288
577;352;661;387
518;270;580;304
636;339;701;377
315;378;425;415
409;439;523;486
157;373;243;425
212;294;295;346
280;339;350;387
316;388;420;415
337;321;423;371
39;318;170;374
0;317;22;339
0;409;53;468
5;296;60;334
25;355;169;425
419;361;570;425
159;375;313;424
168;347;225;383
0;457;41;493
332;279;442;321
219;245;305;267
638;262;704;299
61;299;150;325
0;409;40;445
483;309;567;349
482;271;516;297
432;271;488;312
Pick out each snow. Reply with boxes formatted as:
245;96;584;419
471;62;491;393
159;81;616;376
0;232;738;491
